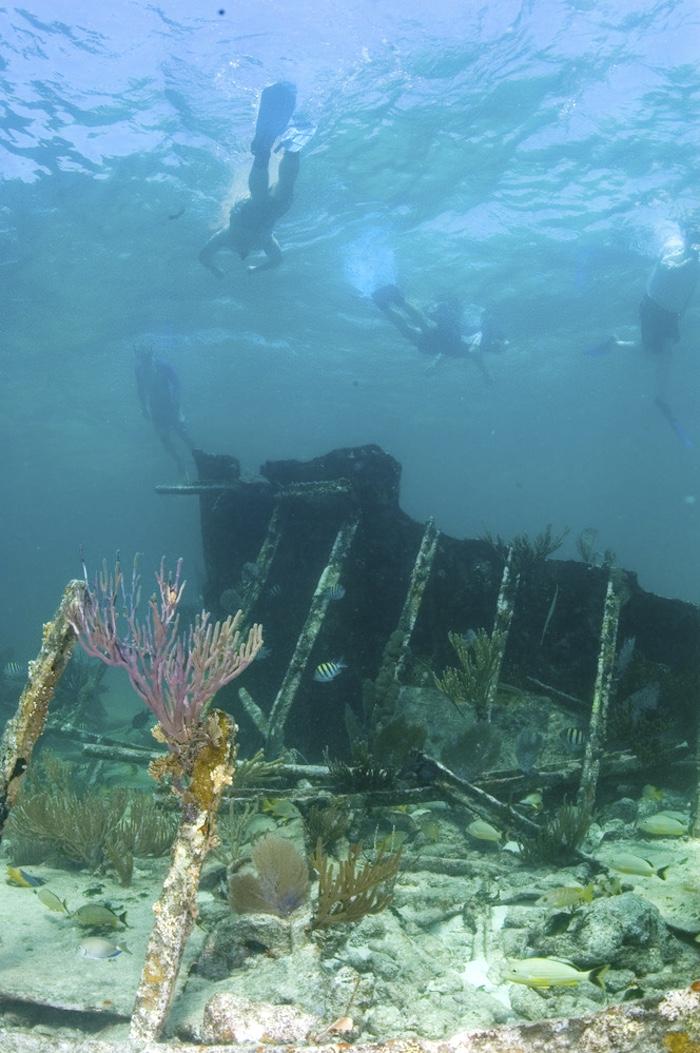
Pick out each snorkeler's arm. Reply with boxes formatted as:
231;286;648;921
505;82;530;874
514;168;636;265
198;229;229;278
248;235;283;273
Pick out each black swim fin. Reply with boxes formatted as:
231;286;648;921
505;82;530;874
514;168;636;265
654;397;694;448
251;81;297;157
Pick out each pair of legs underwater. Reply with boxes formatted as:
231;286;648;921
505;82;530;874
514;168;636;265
199;82;311;276
586;302;692;448
372;283;502;381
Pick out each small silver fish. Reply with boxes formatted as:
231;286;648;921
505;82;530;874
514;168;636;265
467;819;502;844
536;883;595;909
314;659;347;683
36;888;69;913
637;814;687;838
268;583;282;599
504;957;609;989
603;851;671;879
255;645;272;661
72;904;128;929
78;937;129;959
326;584;346;601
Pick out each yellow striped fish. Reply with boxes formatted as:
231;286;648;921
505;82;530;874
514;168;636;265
314;659;347;683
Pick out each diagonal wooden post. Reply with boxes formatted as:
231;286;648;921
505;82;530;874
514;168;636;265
577;574;620;815
484;548;518;723
265;513;360;757
0;579;84;843
130;709;236;1043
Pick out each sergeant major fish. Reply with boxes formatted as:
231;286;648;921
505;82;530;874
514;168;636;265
314;659;347;683
561;726;586;751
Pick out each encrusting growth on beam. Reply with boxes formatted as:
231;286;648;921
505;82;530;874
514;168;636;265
264;512;360;756
577;573;620;816
67;554;261;1042
0;579;84;843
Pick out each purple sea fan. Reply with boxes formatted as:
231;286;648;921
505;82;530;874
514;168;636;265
68;556;263;744
229;835;309;917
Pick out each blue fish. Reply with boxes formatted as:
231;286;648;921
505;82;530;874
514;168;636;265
313;659;347;683
326;584;346;601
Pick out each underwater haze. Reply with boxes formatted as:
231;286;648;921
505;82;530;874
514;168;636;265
2;0;700;654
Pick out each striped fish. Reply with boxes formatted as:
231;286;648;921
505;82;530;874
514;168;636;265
314;659;347;683
561;726;586;751
3;661;27;680
326;584;346;601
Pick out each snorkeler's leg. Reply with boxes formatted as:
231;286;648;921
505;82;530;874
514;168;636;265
653;345;672;405
198;228;230;278
271;150;300;212
174;418;194;452
400;300;432;330
248;155;271;200
158;428;187;478
380;305;422;348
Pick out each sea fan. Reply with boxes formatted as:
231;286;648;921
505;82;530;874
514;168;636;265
229;834;309;917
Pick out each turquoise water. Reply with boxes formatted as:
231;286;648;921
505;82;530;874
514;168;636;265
2;0;700;652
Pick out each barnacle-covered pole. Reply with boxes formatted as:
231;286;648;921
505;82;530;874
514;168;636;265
240;507;282;618
265;512;360;757
68;555;262;1042
0;579;84;843
372;517;439;724
130;708;236;1042
484;547;518;722
576;574;620;816
693;729;700;837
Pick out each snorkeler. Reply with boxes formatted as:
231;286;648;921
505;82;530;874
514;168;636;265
135;348;193;478
641;220;699;436
371;285;508;379
586;219;699;446
199;81;314;277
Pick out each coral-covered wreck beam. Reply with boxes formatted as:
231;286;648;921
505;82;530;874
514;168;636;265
68;555;263;743
0;579;85;843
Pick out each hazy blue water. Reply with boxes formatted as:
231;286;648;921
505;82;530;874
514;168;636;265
2;0;700;657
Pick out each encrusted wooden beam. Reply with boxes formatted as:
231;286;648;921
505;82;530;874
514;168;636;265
577;573;621;815
264;513;360;756
0;579;84;842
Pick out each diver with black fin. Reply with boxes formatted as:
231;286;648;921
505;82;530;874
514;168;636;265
199;81;315;276
372;284;508;379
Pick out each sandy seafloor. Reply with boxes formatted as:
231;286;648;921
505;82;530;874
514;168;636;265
1;781;700;1047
